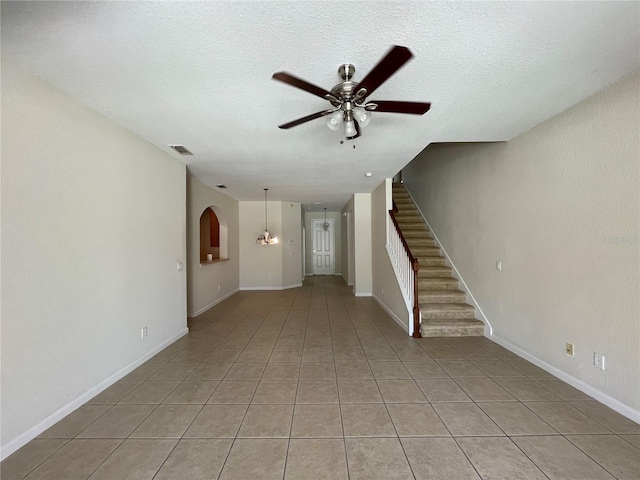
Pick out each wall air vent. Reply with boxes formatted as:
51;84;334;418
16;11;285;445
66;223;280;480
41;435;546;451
169;145;193;155
216;184;227;189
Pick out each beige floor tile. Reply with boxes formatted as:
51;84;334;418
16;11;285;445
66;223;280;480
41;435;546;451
457;437;546;479
302;348;334;362
203;350;240;363
387;403;450;436
296;381;339;404
285;439;348;480
416;378;472;402
269;348;303;362
24;439;121;480
533;377;593;401
119;381;181;404
333;348;366;362
471;359;524;377
262;362;300;380
377;379;427;403
345;438;414;480
513;435;615;479
237;348;273;362
130;404;202;438
341;404;396;437
299;362;336;380
394;348;432;362
154;439;233;480
335;362;373;379
224;362;267;380
493;376;562;401
252;380;297;404
337;380;383;403
87;438;176;480
369;361;412;379
454;377;516;402
477;402;557;435
436;360;486;377
524;401;612;434
122;362;165;381
237;404;293;438
569;401;640;433
567;434;640;480
187;362;232;380
148;362;199;380
171;349;211;362
423;345;465;360
431;403;504;436
304;336;333;348
38;405;110;438
291;404;343;438
163;381;218;404
509;359;554;377
363;347;399;362
0;439;68;480
218;438;288;480
403;361;448;379
87;381;142;404
184;404;248;438
620;434;640;448
401;437;480;479
207;380;258;404
77;404;156;438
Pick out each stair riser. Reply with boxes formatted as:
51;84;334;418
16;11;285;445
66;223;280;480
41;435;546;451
421;324;484;337
398;225;428;231
419;292;467;303
394;215;422;221
418;281;458;290
406;240;436;247
416;257;446;266
418;269;452;278
403;231;432;238
413;248;441;255
422;309;476;320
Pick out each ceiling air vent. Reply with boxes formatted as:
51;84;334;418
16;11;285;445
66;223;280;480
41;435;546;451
216;184;227;189
169;145;193;155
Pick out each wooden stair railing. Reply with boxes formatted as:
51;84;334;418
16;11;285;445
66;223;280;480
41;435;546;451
389;200;421;338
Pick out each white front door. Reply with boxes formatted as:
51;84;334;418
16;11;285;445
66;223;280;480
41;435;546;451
312;218;334;275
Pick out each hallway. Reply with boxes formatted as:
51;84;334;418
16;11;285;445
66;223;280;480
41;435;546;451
3;277;638;479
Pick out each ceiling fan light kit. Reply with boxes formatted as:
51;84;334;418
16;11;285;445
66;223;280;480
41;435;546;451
272;45;431;141
256;188;279;245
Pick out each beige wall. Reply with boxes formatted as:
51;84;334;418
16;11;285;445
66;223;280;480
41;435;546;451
1;62;187;455
353;193;373;296
403;70;640;417
187;177;239;316
342;198;355;286
304;211;343;276
371;179;410;331
239;201;302;289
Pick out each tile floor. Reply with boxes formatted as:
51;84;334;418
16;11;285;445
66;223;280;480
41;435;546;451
2;277;639;479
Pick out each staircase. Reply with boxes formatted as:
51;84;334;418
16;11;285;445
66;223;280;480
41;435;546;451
392;182;485;337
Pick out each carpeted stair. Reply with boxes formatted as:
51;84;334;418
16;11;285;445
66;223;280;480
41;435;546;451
392;182;485;337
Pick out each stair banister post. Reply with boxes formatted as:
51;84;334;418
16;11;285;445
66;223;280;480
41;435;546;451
412;258;422;338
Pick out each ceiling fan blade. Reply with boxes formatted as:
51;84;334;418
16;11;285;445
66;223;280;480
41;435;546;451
272;72;337;101
354;46;413;99
367;100;431;115
278;109;337;129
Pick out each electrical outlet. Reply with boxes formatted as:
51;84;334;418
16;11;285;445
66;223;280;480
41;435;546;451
565;342;574;356
496;261;502;271
594;353;605;370
177;261;183;271
218;284;221;291
141;327;148;339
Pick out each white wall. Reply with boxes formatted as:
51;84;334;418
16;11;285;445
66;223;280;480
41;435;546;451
1;63;188;455
353;193;373;296
239;201;302;289
304;211;343;276
282;202;303;288
371;179;410;331
187;177;239;316
403;70;640;417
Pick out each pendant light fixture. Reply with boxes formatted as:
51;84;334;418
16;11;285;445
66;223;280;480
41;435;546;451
256;188;279;245
323;208;330;231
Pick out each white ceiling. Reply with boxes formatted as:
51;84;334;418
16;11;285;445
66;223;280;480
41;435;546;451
2;1;639;211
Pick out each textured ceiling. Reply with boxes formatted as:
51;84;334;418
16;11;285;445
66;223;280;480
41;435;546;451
2;1;639;211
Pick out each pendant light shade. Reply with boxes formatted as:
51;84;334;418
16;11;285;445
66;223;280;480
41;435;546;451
256;188;279;245
322;208;330;231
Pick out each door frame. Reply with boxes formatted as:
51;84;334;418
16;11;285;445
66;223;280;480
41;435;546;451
312;218;335;275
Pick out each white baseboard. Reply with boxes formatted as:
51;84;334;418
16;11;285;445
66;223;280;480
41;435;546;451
0;328;189;461
355;292;372;297
240;283;302;291
188;288;239;317
404;187;493;336
372;295;409;334
490;333;640;424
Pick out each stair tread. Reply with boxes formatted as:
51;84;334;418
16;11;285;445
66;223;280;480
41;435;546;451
423;317;484;325
421;303;475;311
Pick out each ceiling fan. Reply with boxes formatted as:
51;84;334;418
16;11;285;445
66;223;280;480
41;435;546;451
272;45;431;140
